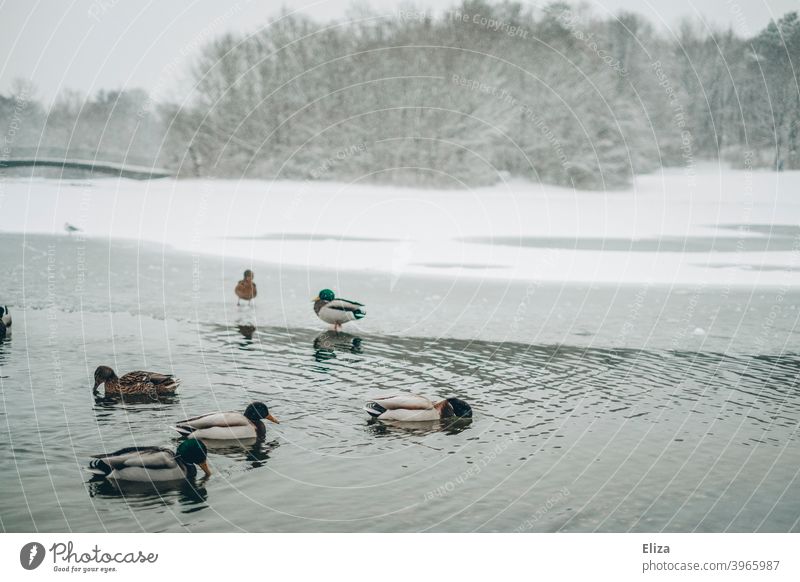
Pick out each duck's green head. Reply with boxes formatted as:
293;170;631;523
176;439;211;476
317;289;335;302
446;398;473;418
245;401;279;424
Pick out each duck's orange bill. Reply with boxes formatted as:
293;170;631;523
199;462;212;476
313;296;320;301
266;414;280;424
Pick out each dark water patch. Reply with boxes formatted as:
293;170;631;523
413;262;506;270
714;224;800;238
227;233;399;243
462;235;799;252
704;263;800;273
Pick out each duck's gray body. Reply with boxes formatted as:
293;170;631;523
364;394;442;421
88;446;195;482
314;298;366;325
174;411;264;440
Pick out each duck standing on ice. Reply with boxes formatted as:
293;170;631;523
235;269;257;305
313;288;366;331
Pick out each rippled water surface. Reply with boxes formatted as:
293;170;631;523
1;233;799;532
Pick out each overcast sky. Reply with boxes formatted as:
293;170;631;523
1;0;796;104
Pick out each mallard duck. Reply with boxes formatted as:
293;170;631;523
88;439;210;482
235;270;257;305
93;365;180;397
364;394;473;421
0;305;10;328
174;402;279;440
313;289;366;330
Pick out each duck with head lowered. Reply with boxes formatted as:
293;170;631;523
313;289;366;331
365;394;473;422
88;439;210;482
93;365;180;397
174;402;279;440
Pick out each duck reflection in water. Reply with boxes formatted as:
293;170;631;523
93;392;179;407
87;476;208;507
237;323;256;341
313;330;363;361
367;417;472;436
204;437;279;469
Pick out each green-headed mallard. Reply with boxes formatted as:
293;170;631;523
93;365;180;397
365;394;473;421
235;269;257;305
174;402;279;440
313;288;366;330
88;439;210;482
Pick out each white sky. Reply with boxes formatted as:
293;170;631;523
1;0;796;104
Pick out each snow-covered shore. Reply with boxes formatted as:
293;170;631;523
2;165;799;287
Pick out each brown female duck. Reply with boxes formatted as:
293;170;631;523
93;365;180;397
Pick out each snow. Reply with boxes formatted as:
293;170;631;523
2;166;800;287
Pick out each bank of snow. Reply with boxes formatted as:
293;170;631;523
2;165;799;287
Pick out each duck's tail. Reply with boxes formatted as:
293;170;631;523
354;308;366;320
364;401;386;417
173;425;194;436
87;458;111;476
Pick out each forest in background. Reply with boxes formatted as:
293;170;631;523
2;0;799;189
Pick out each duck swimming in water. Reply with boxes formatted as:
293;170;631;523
93;365;180;397
313;289;366;331
174;402;279;440
88;439;210;482
364;394;472;421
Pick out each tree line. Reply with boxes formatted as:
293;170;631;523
2;1;799;189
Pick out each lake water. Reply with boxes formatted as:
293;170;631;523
1;232;799;532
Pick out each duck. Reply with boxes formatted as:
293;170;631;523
313;288;366;331
88;440;210;482
174;402;279;440
364;394;473;421
0;305;10;328
235;269;257;305
93;365;180;397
